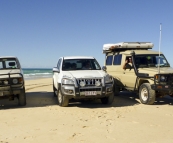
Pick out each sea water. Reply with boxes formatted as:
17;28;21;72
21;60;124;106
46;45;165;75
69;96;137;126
22;68;53;80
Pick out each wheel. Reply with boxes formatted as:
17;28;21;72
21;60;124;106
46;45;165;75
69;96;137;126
18;88;26;106
57;86;69;107
53;83;57;97
101;93;114;105
139;83;155;105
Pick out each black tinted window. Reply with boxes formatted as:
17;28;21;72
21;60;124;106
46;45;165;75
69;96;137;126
106;55;113;65
113;55;122;65
62;59;101;71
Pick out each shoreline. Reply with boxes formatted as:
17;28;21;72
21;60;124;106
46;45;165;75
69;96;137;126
24;76;53;81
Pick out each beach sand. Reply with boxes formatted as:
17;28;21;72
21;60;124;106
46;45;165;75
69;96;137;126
0;78;173;143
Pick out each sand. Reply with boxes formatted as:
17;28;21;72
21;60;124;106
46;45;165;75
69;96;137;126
0;78;173;143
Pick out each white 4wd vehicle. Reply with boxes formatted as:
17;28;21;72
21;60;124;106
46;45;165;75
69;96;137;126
0;57;26;106
53;56;114;107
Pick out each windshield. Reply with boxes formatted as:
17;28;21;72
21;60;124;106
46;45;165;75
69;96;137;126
134;54;170;68
0;58;19;69
62;59;101;71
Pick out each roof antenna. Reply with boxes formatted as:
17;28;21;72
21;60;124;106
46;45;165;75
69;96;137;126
158;23;162;73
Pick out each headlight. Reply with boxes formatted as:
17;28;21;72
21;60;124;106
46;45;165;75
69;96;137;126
13;78;18;84
80;81;85;87
62;78;74;85
160;75;166;82
105;75;112;84
155;74;167;82
95;80;101;86
4;80;8;85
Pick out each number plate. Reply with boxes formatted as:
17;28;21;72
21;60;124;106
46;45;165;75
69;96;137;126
85;91;97;96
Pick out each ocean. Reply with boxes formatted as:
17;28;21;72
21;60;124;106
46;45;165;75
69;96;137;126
22;68;53;80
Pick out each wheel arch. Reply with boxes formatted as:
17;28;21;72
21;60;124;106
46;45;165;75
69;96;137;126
138;79;149;91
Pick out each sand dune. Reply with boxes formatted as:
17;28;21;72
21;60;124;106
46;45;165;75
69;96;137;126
0;78;173;143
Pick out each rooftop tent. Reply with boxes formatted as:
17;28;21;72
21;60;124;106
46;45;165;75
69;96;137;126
103;42;154;53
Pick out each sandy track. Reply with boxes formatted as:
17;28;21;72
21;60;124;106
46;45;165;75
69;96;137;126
0;78;173;143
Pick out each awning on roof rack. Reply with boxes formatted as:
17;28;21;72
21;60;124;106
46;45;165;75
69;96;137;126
103;42;154;53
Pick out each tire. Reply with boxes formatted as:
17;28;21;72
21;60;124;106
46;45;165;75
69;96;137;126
18;88;26;106
139;83;155;105
101;93;114;105
53;83;57;97
57;86;69;107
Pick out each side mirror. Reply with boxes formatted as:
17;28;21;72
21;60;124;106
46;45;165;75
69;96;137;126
102;66;107;71
52;67;60;73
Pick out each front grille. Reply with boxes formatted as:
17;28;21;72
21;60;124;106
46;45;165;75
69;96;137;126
0;73;24;88
77;78;102;86
80;88;101;92
167;75;173;85
0;79;10;86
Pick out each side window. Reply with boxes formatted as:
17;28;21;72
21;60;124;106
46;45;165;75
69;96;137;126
0;61;3;68
106;55;113;65
57;59;62;70
5;60;17;68
113;54;122;65
92;60;101;70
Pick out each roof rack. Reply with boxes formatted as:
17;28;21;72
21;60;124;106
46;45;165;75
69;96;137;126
103;42;154;53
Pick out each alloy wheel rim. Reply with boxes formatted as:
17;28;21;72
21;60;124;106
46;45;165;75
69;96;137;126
141;87;148;101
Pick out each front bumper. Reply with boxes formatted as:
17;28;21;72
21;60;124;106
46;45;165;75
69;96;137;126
0;73;24;98
61;84;113;99
151;74;173;94
151;84;173;93
0;87;24;97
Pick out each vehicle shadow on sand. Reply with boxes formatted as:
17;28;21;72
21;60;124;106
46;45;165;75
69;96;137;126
154;95;173;105
0;91;140;109
68;91;140;108
116;91;173;106
0;91;57;110
74;91;173;108
1;91;173;110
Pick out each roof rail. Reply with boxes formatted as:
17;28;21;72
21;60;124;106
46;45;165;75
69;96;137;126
103;42;154;53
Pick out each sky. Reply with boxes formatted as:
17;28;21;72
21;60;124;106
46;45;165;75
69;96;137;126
0;0;173;68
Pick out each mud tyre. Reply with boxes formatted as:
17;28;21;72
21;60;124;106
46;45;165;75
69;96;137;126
57;86;69;107
18;88;26;106
139;83;155;105
101;93;114;105
53;83;57;97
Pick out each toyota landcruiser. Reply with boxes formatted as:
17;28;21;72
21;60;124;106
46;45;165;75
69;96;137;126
103;42;173;105
53;56;114;107
0;56;26;106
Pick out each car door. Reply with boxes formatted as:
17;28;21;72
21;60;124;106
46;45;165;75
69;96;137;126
106;53;124;87
120;56;136;90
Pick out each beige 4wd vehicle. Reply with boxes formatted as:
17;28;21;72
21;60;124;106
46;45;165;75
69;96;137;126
0;56;26;106
103;42;173;105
